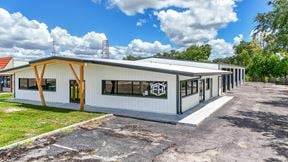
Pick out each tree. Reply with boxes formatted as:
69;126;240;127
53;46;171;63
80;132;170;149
213;56;237;65
254;0;288;52
247;54;267;81
234;41;262;57
266;54;282;78
155;50;180;59
213;41;262;67
123;55;142;61
175;44;211;62
233;41;263;66
281;54;288;78
155;45;212;62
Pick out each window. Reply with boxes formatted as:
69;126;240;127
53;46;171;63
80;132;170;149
19;78;56;91
103;80;117;94
117;81;132;95
45;79;56;91
102;80;167;98
181;81;187;97
140;81;150;96
181;79;198;98
1;76;11;88
28;79;37;90
187;81;192;95
206;78;210;90
19;78;28;89
132;81;142;96
192;80;198;94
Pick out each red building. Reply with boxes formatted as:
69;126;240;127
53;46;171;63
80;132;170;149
0;57;14;92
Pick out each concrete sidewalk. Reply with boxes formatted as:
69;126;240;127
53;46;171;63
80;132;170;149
178;96;234;126
9;96;233;126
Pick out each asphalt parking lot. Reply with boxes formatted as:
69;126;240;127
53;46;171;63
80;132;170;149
1;82;287;162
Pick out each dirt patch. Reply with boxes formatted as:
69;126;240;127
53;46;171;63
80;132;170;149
0;133;66;162
2;107;25;113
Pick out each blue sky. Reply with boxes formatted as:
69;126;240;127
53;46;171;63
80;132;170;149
0;0;270;60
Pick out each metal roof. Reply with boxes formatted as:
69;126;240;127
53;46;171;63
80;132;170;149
0;56;231;76
138;58;245;69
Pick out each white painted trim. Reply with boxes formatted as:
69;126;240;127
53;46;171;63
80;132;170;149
0;114;113;150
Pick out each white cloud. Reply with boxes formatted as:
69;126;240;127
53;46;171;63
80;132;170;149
109;0;238;46
208;39;234;60
110;39;172;59
0;7;239;61
0;8;171;60
126;39;172;57
51;27;107;55
0;8;107;60
108;0;192;16
233;34;243;45
0;8;52;50
136;19;147;27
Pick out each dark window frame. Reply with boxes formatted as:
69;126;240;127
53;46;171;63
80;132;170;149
181;79;198;98
18;78;56;92
206;78;211;90
192;80;198;94
102;80;168;99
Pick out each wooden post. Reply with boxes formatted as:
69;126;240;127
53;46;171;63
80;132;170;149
79;64;84;111
33;65;46;106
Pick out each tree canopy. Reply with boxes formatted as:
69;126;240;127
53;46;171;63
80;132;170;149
254;0;288;52
155;44;212;62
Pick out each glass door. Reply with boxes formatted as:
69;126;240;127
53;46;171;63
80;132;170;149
199;79;205;102
69;80;85;103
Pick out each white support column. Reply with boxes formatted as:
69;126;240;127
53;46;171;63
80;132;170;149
234;68;237;87
240;69;242;84
228;71;231;90
243;69;245;84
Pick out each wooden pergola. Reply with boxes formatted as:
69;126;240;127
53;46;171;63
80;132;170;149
30;58;85;111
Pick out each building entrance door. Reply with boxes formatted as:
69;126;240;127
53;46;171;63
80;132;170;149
199;79;205;102
69;80;85;103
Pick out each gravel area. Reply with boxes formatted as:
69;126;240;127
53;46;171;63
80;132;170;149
0;82;287;162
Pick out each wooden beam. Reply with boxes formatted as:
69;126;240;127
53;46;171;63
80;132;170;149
79;64;84;111
33;65;46;106
30;59;84;67
68;64;80;85
40;64;46;83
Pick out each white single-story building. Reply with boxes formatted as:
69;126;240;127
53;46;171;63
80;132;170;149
1;56;244;115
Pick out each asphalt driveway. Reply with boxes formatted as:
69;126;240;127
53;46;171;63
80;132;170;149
1;82;287;162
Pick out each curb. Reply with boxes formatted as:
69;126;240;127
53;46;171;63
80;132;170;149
0;114;113;151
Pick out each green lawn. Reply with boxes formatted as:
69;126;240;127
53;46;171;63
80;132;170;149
0;93;103;147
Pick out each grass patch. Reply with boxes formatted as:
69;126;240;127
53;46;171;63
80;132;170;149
0;93;103;147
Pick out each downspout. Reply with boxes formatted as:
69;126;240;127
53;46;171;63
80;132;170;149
176;75;180;114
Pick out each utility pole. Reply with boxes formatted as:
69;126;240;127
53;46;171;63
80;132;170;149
101;39;109;59
51;40;56;56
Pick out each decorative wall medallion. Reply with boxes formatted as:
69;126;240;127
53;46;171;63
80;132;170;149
150;82;167;96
